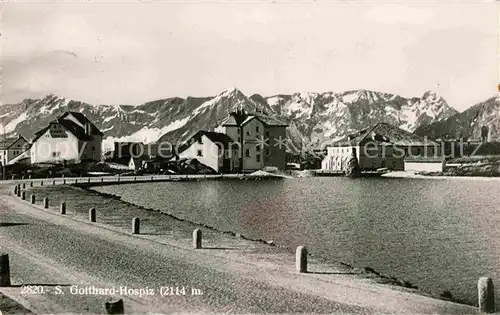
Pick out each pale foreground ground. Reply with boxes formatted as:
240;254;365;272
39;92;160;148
0;177;479;314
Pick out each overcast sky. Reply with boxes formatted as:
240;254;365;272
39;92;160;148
1;1;498;111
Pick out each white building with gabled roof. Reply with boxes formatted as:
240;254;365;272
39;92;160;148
30;112;103;164
0;135;30;166
321;123;440;171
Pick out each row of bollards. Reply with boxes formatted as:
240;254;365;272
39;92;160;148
16;189;49;208
8;183;496;313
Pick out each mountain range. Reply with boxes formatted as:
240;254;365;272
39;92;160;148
414;95;500;141
1;88;497;153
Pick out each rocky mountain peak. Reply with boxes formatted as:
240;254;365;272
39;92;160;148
216;87;245;99
0;88;471;153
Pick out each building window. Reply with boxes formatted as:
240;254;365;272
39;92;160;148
237;129;241;134
265;131;270;138
256;145;261;152
256;126;260;133
52;152;60;157
92;146;95;151
197;150;203;157
246;131;250;136
256;154;260;162
245;149;250;157
265;148;270;156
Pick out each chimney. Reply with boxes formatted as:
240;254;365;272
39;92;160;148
85;123;91;135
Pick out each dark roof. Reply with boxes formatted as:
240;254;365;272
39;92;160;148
148;143;176;158
334;123;436;147
250;114;288;127
31;112;102;143
31;126;51;143
178;131;234;153
220;112;248;126
220;111;288;127
59;111;103;136
58;120;93;141
0;136;28;149
203;131;234;145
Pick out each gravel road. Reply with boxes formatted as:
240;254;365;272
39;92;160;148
0;186;377;314
0;182;478;314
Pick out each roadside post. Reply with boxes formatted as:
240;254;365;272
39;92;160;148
193;229;202;249
478;277;495;313
104;299;124;314
89;208;96;222
296;246;308;273
132;217;140;234
0;253;11;286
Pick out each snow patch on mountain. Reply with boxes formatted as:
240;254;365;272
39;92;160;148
1;112;27;133
266;96;281;108
342;93;359;103
102;116;189;151
1;88;461;154
266;89;457;148
103;114;118;123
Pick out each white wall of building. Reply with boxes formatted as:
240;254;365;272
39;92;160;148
31;128;80;164
241;118;265;171
178;135;221;172
322;146;360;170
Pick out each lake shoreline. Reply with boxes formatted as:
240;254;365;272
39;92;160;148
1;180;478;314
382;171;500;181
4;176;489;309
77;181;473;307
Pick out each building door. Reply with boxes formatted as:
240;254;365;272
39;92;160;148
222;159;231;173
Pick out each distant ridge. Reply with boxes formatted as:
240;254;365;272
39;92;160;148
0;88;460;153
415;95;500;141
